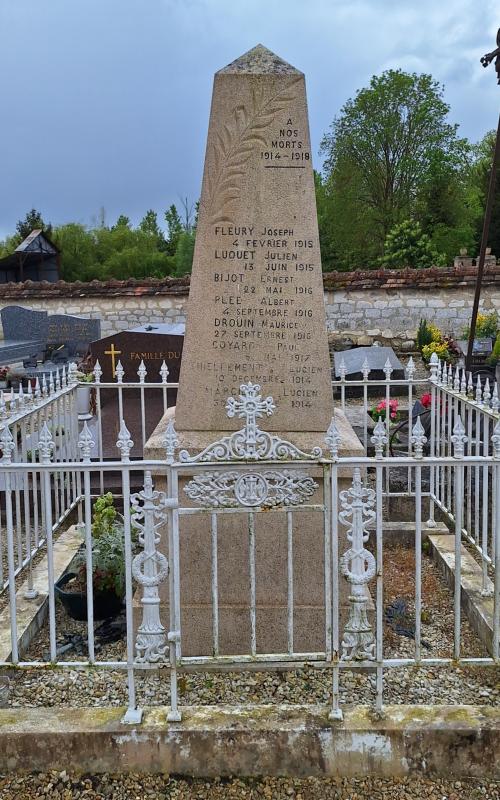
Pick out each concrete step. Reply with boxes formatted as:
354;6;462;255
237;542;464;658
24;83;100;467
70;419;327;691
0;525;83;662
428;534;495;655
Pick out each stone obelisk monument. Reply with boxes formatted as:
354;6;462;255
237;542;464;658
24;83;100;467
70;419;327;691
145;45;362;656
175;44;334;438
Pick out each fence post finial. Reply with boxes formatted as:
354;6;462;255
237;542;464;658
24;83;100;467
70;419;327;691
460;369;467;395
411;416;427;459
137;360;147;384
0;424;15;464
371;419;388;459
429;352;439;383
325;417;341;460
116;419;133;461
492;419;500;459
37;423;55;464
483;377;491;407
467;372;474;398
451;416;467;459
93;360;103;384
160;361;169;384
78;421;95;463
68;362;78;386
405;356;415;381
476;374;483;405
115;361;125;384
163;418;178;465
492;381;500;413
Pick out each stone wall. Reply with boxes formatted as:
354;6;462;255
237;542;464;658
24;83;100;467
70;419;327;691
1;265;499;346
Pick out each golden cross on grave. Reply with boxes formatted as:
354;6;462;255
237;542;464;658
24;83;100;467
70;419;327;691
104;343;122;378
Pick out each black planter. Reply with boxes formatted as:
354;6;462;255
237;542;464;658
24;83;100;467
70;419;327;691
55;572;124;621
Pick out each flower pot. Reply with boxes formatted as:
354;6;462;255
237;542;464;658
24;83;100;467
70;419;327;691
55;572;124;621
77;385;92;416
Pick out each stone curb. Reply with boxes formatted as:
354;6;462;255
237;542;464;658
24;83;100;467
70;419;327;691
1;704;499;777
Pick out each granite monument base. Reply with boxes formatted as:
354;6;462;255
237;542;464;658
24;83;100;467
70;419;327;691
140;408;368;657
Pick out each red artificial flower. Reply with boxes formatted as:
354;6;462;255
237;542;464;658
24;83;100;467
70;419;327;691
421;393;431;409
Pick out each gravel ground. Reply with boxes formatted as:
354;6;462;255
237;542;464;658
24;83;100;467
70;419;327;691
6;546;499;709
0;772;499;799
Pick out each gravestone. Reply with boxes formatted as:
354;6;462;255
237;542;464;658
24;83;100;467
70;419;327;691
47;314;100;353
90;324;184;457
457;338;493;358
144;45;363;657
1;306;49;342
0;305;48;366
0;305;100;366
175;44;333;433
89;323;184;383
334;346;405;381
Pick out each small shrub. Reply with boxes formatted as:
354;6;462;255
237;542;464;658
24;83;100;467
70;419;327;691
463;311;498;340
488;332;500;366
416;320;433;351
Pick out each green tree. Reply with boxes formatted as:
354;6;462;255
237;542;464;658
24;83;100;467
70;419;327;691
315;167;380;271
175;230;196;276
51;223;96;282
469;130;500;258
164;204;184;256
112;214;131;229
380;219;446;269
320;70;469;262
415;150;477;262
15;208;52;240
139;209;167;251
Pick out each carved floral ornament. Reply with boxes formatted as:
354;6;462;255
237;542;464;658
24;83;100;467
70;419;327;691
184;469;318;509
206;77;302;225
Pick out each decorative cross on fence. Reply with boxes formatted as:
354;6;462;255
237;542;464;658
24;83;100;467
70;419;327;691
226;383;276;459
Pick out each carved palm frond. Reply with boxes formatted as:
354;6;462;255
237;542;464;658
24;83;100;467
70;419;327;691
206;76;302;224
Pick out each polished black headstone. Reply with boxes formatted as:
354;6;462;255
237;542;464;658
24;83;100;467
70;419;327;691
89;323;184;383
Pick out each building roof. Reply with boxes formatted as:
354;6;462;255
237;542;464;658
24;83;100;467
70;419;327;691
14;229;59;255
0;229;60;272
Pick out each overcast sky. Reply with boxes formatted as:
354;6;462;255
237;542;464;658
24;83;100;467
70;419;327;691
0;0;498;239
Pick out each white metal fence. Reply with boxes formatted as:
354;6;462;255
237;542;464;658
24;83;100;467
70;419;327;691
0;357;178;596
0;377;499;724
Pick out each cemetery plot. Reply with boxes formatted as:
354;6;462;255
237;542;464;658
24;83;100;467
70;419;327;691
8;538;493;709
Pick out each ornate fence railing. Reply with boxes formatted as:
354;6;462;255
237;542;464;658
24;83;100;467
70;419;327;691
0;357;179;596
427;353;500;592
0;381;498;723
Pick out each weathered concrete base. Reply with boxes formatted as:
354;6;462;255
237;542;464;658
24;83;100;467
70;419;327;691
429;534;494;655
0;704;499;777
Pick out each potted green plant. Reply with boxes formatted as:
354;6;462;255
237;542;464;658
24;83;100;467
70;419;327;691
55;493;133;620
